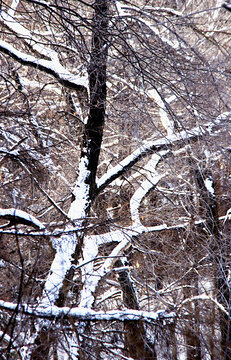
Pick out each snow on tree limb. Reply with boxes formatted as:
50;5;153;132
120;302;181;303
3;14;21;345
0;330;11;343
0;299;175;321
79;237;131;308
41;232;77;305
109;74;175;136
0;208;45;229
0;9;55;60
223;2;231;12
0;40;88;92
130;152;168;229
40;152;91;305
0;293;228;320
178;294;229;316
69;154;91;220
97;114;231;193
1;209;230;238
115;1;181;49
116;2;182;18
7;0;20;18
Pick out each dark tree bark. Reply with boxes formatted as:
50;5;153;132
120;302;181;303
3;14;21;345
194;167;231;359
31;1;109;358
54;0;109;308
77;0;109;202
182;271;202;360
115;259;157;360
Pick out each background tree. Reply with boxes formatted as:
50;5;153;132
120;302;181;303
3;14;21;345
0;0;231;359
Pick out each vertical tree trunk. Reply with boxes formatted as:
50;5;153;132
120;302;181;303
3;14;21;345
55;0;109;307
115;259;156;360
169;321;178;360
183;271;202;360
193;167;231;359
30;2;109;359
80;0;108;201
217;264;231;359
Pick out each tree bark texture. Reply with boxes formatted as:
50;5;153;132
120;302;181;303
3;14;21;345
31;2;109;359
80;0;109;201
194;167;231;359
115;259;157;360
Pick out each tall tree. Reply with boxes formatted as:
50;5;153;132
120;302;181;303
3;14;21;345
1;1;231;359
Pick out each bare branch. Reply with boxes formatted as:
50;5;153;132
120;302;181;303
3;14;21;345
0;208;45;229
0;40;88;93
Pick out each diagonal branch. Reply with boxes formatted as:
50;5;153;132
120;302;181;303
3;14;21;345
97;113;231;194
0;40;88;93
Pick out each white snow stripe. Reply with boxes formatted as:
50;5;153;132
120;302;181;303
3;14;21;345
97;114;230;191
0;208;45;229
0;40;88;91
0;299;175;321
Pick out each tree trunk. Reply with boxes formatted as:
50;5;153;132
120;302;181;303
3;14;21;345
30;2;109;359
79;0;108;201
193;167;231;359
182;269;202;360
115;259;156;360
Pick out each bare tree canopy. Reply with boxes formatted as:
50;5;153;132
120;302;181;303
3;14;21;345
1;0;231;359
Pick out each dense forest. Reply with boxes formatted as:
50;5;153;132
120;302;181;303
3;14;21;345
1;0;231;359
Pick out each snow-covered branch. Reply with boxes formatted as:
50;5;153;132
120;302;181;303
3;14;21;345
0;330;13;343
178;294;229;316
0;40;88;92
79;237;131;308
116;2;182;18
223;2;231;12
40;154;91;305
1;9;55;60
0;208;45;230
109;74;175;136
0;3;87;96
0;293;228;321
97;114;230;193
115;2;181;50
2;201;231;239
130;152;168;229
1;207;230;238
0;299;175;322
